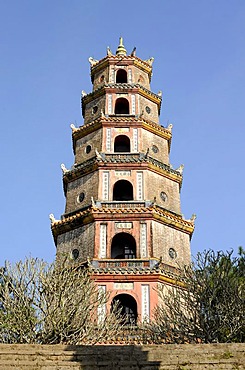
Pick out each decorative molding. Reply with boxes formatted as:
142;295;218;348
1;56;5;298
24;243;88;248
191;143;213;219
137;172;143;200
102;171;109;200
141;284;150;322
106;128;111;151
99;224;107;258
114;282;134;290
107;94;112;114
140;223;147;258
115;222;133;229
115;170;131;177
133;128;138;152
131;94;136;115
97;285;106;323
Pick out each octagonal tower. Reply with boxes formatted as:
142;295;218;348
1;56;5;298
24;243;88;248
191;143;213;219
50;38;195;323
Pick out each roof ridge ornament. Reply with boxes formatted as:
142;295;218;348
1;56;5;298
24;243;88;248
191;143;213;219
107;46;113;56
116;37;127;56
144;57;154;66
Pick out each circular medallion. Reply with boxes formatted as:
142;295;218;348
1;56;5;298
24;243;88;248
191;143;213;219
77;192;85;203
169;248;177;259
152;145;159;153
145;106;151;114
71;249;79;260
160;191;168;202
85;145;92;154
92;105;98;114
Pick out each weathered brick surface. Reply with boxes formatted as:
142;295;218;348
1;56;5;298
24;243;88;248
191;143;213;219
65;171;99;213
138;95;159;124
144;171;181;214
0;343;244;370
56;223;95;261
152;221;191;265
75;128;103;164
140;129;169;164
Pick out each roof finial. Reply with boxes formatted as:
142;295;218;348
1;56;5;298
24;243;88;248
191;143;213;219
116;37;127;56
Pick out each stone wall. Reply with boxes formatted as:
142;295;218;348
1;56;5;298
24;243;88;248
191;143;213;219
0;343;244;369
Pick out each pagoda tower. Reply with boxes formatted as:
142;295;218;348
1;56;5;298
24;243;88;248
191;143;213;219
50;38;195;324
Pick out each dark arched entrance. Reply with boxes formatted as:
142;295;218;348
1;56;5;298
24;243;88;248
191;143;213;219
114;135;130;152
111;294;137;325
115;98;129;114
113;180;133;201
111;232;136;259
116;69;127;83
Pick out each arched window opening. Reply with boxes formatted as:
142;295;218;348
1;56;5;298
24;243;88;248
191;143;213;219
114;135;130;152
111;294;137;325
115;98;129;114
116;69;127;83
111;232;136;259
113;180;133;201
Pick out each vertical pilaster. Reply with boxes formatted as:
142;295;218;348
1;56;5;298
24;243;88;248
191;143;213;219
141;284;150;322
140;222;147;258
99;223;107;258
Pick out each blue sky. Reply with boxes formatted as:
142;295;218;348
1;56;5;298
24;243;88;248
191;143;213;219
0;0;245;265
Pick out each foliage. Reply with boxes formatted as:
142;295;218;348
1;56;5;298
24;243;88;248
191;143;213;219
0;257;122;344
152;248;245;343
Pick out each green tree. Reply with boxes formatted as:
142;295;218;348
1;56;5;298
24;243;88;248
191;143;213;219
152;249;245;343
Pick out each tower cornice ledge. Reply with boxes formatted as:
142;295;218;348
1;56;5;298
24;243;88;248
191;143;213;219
72;116;172;153
90;55;153;81
51;204;194;243
82;83;161;112
62;154;183;195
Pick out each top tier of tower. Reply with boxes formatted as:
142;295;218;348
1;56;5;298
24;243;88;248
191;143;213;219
81;38;162;126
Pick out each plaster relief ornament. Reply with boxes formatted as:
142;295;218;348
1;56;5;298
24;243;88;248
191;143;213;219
167;123;173;131
107;46;113;56
49;213;56;224
88;57;99;66
91;197;95;207
176;164;184;174
145;57;154;66
61;163;68;174
190;214;197;223
95;148;103;161
70;123;79;132
130;47;136;56
144;148;150;159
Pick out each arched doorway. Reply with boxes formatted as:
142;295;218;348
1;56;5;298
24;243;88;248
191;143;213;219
115;98;129;114
113;180;133;201
111;294;137;325
111;232;136;259
116;69;127;83
114;135;130;152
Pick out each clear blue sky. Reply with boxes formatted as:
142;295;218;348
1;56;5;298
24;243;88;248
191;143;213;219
0;0;245;265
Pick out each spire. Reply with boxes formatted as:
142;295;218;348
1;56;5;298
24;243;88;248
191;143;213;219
116;37;127;56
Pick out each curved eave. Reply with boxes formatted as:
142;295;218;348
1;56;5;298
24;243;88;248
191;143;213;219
51;205;194;244
72;117;172;153
62;159;98;195
90;55;153;82
62;155;182;195
72;120;102;153
92;271;185;287
82;84;162;116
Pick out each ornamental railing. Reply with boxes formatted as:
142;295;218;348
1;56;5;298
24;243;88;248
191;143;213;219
93;259;152;269
99;201;151;209
91;259;179;275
